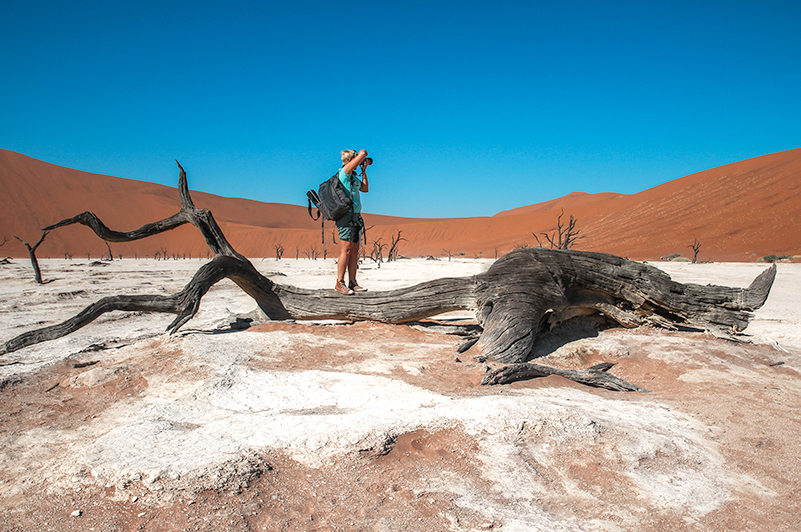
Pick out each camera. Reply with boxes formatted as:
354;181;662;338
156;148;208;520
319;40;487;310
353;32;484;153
362;157;373;166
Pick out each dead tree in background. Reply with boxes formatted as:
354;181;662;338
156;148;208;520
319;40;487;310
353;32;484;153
274;243;285;261
387;230;407;262
534;209;585;250
0;237;9;264
303;243;320;260
322;231;337;260
371;239;387;266
689;236;702;264
0;163;777;391
14;232;49;284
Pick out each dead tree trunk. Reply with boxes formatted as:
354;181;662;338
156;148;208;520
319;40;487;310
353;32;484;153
0;237;7;264
2;246;775;364
534;208;586;249
0;163;777;391
468;248;775;363
14;232;48;284
387;230;407;262
689;236;702;263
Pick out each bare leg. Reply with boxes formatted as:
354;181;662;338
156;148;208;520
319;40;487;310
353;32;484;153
347;242;360;284
336;240;357;293
337;240;355;283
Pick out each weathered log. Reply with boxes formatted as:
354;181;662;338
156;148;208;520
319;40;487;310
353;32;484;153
267;247;775;364
2;247;775;365
482;362;650;392
0;163;777;392
469;248;776;363
272;276;476;323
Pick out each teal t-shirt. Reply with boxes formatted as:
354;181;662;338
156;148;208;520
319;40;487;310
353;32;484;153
338;168;362;214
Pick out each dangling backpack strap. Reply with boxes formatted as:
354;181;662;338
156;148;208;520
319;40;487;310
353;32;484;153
363;218;367;245
306;189;325;244
306;190;321;221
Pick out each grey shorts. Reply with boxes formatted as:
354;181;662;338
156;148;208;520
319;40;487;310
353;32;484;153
336;212;364;242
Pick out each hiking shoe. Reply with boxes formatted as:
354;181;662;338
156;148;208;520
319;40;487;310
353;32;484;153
349;281;368;292
335;281;354;295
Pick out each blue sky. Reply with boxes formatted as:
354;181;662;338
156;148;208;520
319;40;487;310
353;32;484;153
2;1;799;218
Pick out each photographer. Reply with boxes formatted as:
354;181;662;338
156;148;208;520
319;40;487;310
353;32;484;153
334;149;371;294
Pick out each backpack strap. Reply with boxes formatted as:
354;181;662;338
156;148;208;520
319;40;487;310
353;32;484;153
306;190;321;221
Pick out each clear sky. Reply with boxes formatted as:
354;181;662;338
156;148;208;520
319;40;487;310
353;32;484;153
2;1;800;218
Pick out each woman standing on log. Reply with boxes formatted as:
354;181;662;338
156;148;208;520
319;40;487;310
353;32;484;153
335;149;370;295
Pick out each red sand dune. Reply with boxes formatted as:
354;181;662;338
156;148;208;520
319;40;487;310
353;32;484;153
1;148;799;262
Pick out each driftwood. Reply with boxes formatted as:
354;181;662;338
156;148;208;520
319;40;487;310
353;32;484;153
482;362;651;392
0;163;777;391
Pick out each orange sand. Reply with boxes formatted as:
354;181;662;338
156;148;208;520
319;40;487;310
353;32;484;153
1;148;799;262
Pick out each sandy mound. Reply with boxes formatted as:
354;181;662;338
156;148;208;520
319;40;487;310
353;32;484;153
0;257;799;530
2;148;800;262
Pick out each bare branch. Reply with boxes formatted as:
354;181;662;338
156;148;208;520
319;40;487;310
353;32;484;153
0;255;285;354
14;231;49;284
537;208;586;249
387;230;407;262
689;236;702;263
303;243;320;260
43;161;245;261
482;363;650;392
371;239;387;264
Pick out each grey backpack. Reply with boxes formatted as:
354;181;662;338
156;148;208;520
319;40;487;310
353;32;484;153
307;172;353;222
306;172;360;243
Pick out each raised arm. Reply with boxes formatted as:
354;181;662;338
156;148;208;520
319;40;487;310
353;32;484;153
343;149;368;175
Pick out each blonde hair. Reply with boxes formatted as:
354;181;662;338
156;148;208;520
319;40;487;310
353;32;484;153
341;149;358;165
